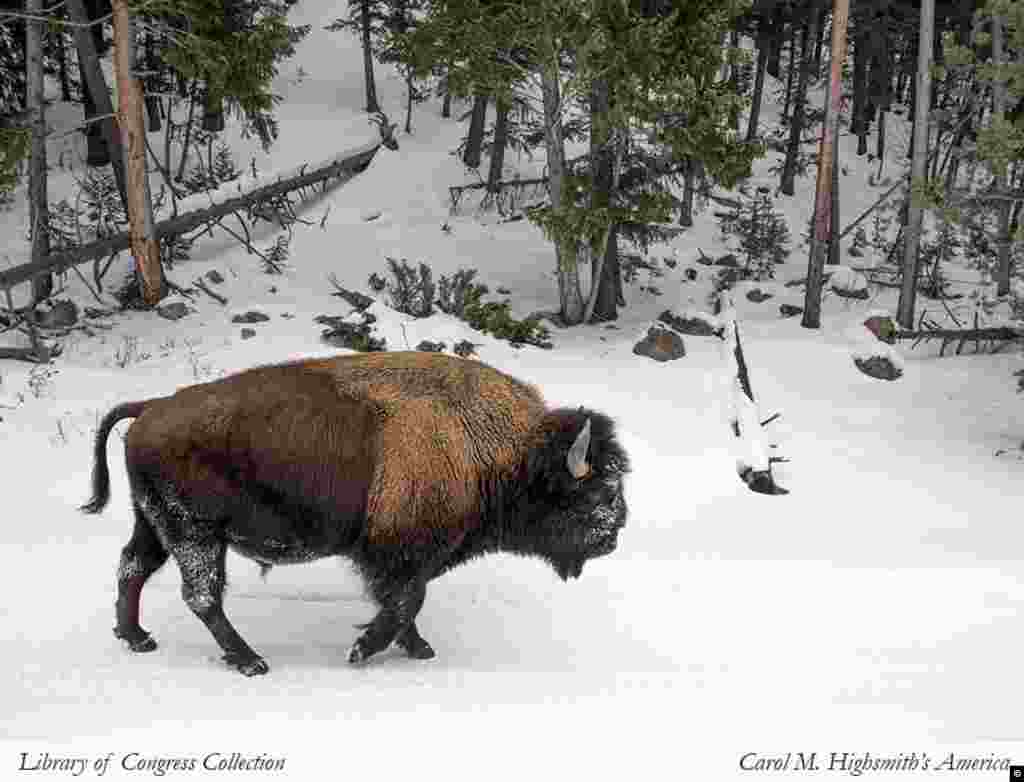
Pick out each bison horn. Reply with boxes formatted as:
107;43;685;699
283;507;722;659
567;418;591;479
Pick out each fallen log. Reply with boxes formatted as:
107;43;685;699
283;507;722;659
0;140;383;292
897;325;1023;356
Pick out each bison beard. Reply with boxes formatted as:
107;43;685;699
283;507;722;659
82;352;630;676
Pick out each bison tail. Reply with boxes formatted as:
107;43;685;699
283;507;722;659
80;400;148;514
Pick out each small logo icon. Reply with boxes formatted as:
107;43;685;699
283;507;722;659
1010;765;1023;780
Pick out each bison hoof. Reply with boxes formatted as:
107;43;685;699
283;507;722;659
114;627;158;653
397;636;435;660
347;639;374;665
223;652;269;676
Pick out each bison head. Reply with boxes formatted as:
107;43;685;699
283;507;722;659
511;410;630;581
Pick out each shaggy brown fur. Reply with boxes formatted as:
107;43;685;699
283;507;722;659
83;351;630;676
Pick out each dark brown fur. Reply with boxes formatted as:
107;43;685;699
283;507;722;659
83;351;630;675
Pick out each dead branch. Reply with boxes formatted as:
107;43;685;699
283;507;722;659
193;277;227;305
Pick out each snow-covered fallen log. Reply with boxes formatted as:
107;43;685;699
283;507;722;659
718;297;789;495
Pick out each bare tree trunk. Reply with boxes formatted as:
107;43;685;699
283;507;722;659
540;45;582;325
68;0;128;205
802;0;848;328
852;25;868;155
462;93;488;169
360;0;380;114
679;157;695;227
896;0;934;329
53;22;72;102
991;13;1013;297
584;77;622;323
782;24;797;120
747;37;769;141
781;9;819;196
486;95;509;192
441;71;452;118
27;0;52;305
111;0;164;305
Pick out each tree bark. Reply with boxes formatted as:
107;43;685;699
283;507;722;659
896;0;934;329
679;157;695;227
360;0;381;113
991;13;1013;297
462;93;488;169
747;36;769;141
781;9;818;196
782;24;797;120
802;0;848;328
584;76;620;323
67;0;128;205
27;0;52;305
852;24;868;155
111;0;164;305
486;95;509;192
539;44;582;325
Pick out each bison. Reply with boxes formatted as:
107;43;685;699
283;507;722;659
82;351;630;675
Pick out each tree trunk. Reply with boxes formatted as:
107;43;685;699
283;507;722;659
852;25;868;155
539;47;582;325
360;0;380;114
486;95;509;192
585;76;618;323
53;22;72;103
896;0;934;329
802;0;848;328
782;24;797;121
440;68;452;118
68;0;128;205
27;0;52;305
111;0;164;305
781;9;818;196
462;93;488;169
747;37;769;141
679;156;695;226
992;13;1013;297
404;69;414;134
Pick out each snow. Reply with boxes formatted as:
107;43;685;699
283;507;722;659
2;2;1024;779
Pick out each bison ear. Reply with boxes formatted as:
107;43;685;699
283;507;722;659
566;417;591;479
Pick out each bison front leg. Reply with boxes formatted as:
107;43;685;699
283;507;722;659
170;535;269;676
348;579;433;664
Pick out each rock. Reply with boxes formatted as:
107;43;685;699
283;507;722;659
416;340;446;352
633;324;686;362
156;302;189;321
319;311;386;352
746;288;773;303
453;340;478;358
854;355;902;381
240;328;257;340
231;310;271;324
36;299;79;329
363;211;382;222
847;245;864;258
864;315;897;344
280;313;294;319
205;270;225;284
685;268;698;281
658;309;719;337
715;253;739;267
779;304;803;318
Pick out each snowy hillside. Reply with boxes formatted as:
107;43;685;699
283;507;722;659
2;2;1023;780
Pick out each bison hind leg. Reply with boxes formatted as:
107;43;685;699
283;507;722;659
114;500;170;653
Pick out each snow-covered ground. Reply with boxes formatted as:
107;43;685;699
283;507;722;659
2;3;1023;779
